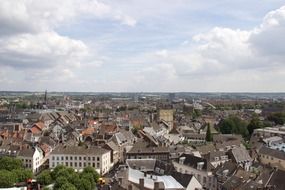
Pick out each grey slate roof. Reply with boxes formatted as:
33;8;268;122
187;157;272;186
259;146;285;160
230;147;252;163
51;145;110;155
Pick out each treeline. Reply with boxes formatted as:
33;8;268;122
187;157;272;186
37;165;100;190
217;115;268;138
267;112;285;125
0;157;33;188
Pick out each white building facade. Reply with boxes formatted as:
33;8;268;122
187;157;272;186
49;145;111;175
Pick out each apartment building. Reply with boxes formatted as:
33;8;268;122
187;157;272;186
49;145;111;175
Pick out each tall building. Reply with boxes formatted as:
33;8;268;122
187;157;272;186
158;109;174;131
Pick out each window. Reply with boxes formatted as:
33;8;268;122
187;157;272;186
70;162;73;167
70;156;73;160
97;157;100;161
52;156;55;160
61;156;64;161
93;157;95;161
75;157;77;160
57;157;59;161
79;162;82;167
93;163;95;167
79;157;81;160
88;157;91;161
84;157;86;161
97;163;100;168
65;162;68;166
75;162;77;167
66;156;68;160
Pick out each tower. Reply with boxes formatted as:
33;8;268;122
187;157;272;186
44;90;47;105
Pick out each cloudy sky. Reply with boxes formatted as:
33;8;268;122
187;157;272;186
0;0;285;92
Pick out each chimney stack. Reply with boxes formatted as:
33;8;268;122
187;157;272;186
139;178;144;190
154;182;160;190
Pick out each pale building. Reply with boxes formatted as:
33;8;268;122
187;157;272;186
49;145;111;175
18;146;44;173
159;109;174;130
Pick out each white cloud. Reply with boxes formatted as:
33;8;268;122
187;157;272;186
118;5;285;91
0;32;88;69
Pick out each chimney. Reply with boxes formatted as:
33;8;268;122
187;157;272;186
154;182;160;190
179;157;186;164
139;178;144;190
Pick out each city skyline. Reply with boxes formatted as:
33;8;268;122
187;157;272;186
0;0;285;92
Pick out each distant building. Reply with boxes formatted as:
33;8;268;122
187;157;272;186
253;127;285;139
127;142;170;162
259;146;285;171
158;109;174;131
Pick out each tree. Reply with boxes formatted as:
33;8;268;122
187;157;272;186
82;166;100;183
58;182;77;190
13;168;33;182
51;165;67;180
77;178;92;190
268;112;285;125
0;157;22;171
54;176;68;190
218;116;249;138
80;173;95;189
37;170;53;186
0;170;17;188
247;116;264;136
206;123;213;142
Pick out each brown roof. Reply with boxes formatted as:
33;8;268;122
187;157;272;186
30;127;41;134
81;127;95;136
33;122;45;130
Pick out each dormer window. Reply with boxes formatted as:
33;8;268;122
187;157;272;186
197;162;204;170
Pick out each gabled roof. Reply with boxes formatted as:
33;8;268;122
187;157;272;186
176;153;214;171
104;141;119;152
259;146;285;160
230;147;252;163
32;122;45;130
18;148;34;157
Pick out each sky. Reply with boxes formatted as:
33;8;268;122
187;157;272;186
0;0;285;92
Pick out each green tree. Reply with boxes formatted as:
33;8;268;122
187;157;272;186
58;182;77;190
247;116;264;135
268;112;285;125
37;170;53;186
77;178;92;190
82;166;100;183
206;123;213;142
54;176;68;190
80;173;95;189
51;165;67;180
13;168;33;182
0;170;17;188
0;157;22;171
218;116;249;138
